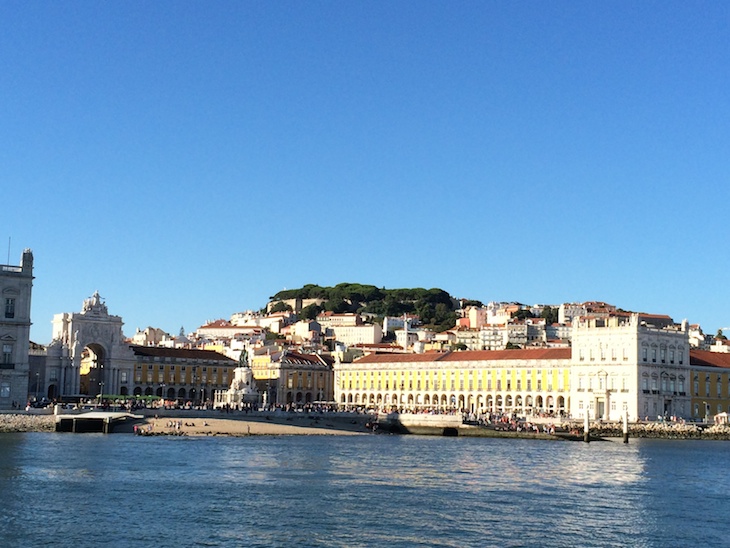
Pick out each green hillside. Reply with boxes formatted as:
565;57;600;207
271;283;460;332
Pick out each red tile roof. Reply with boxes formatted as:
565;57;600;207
130;345;236;363
690;350;730;368
354;348;571;364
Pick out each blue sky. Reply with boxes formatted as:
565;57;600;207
2;2;728;343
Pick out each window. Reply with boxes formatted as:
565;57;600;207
2;344;12;364
4;298;15;319
0;382;9;398
642;377;649;391
121;371;128;383
642;348;648;362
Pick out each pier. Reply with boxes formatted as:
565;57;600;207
55;411;143;433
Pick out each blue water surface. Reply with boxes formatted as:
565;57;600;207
0;433;727;547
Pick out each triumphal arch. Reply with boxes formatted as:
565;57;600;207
45;292;135;399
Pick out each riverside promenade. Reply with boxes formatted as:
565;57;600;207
5;409;730;440
0;408;374;436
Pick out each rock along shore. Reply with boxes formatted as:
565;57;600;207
565;420;730;440
0;413;56;433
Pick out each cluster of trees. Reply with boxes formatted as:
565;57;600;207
271;283;459;332
511;306;559;325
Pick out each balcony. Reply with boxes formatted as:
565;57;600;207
0;362;14;369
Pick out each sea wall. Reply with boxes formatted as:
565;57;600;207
0;413;56;433
566;421;730;440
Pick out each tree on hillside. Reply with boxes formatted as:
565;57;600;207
541;306;559;324
270;301;293;313
300;303;323;320
512;309;535;321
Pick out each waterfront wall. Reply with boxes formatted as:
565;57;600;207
568;420;730;440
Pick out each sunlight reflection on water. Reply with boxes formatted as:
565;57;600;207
1;433;728;547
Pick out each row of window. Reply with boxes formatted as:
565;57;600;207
642;347;684;364
341;380;562;391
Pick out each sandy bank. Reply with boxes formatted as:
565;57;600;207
135;415;370;436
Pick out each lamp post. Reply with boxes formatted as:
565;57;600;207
703;401;709;424
35;372;39;402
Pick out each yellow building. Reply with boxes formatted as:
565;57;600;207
129;346;237;403
689;350;730;420
251;349;334;407
335;348;572;415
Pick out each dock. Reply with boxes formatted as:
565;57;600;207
55;411;143;433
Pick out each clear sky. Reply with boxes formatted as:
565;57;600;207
2;2;728;344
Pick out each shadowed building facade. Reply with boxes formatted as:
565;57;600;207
0;249;33;409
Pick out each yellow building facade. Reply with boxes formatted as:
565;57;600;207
336;348;572;415
251;349;334;406
130;346;237;403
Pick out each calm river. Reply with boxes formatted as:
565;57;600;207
0;433;727;547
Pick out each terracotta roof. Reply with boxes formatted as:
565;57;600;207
199;319;231;328
440;348;571;361
354;348;571;364
130;345;236;363
690;350;730;368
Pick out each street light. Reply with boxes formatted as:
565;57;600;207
98;363;104;408
35;372;39;402
703;401;709;423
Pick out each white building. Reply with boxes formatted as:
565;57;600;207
570;314;690;421
558;303;587;325
0;249;33;409
328;323;383;346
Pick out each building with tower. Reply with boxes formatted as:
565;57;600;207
0;249;34;409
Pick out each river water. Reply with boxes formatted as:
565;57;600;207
0;433;727;547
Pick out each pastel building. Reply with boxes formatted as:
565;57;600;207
334;313;712;421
